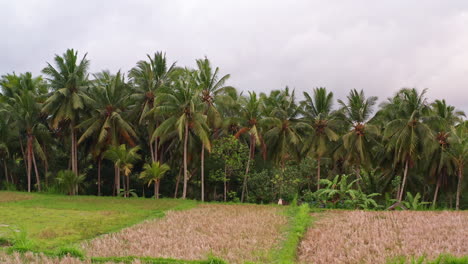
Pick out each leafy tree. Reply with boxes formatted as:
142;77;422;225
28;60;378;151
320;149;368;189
212;136;248;201
139;162;170;199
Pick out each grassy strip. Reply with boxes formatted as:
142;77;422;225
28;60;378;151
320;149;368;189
272;202;312;264
91;256;226;264
387;254;468;264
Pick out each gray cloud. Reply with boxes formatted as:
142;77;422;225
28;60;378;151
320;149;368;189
1;0;467;112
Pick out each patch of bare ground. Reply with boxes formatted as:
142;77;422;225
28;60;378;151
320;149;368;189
298;210;468;264
83;204;287;264
0;191;33;203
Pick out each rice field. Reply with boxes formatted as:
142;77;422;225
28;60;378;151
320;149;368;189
298;210;468;264
83;204;287;264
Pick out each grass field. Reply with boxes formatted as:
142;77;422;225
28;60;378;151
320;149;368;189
1;191;467;264
0;191;196;250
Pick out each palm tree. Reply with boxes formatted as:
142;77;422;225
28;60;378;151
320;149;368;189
447;123;467;210
427;100;465;207
104;144;141;197
2;73;47;192
42;49;91;176
338;89;379;182
129;52;176;163
301;88;340;190
261;87;304;169
77;71;137;195
139;161;170;199
235;91;262;202
383;88;433;201
153;69;210;199
56;170;86;195
195;57;231;202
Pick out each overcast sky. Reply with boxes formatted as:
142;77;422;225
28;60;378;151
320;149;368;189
1;0;468;112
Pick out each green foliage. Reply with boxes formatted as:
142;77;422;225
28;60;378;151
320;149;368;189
117;188;138;198
55;246;85;258
55;170;86;195
314;174;380;209
402;192;430;210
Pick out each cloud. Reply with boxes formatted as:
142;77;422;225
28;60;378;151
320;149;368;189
1;0;467;112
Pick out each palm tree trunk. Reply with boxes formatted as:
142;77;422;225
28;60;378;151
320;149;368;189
115;165;120;196
432;176;441;208
201;145;205;202
224;165;227;202
26;135;32;193
71;124;77;175
182;121;189;199
126;174;130;198
317;157;321;191
149;135;155;162
398;159;409;202
241;137;253;202
32;148;41;191
154;138;158;162
97;158;102;196
456;166;463;210
3;159;8;184
19;136;28;179
174;167;181;198
155;180;160;199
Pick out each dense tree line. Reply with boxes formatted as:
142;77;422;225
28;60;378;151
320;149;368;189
0;49;466;209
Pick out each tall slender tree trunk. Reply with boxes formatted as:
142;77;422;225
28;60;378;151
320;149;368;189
149;135;155;162
317;157;321;191
224;165;227;202
241;137;254;202
3;159;8;184
126;174;130;198
155;180;160;199
174;167;182;199
456;166;463;210
19;136;28;178
71;124;77;176
26;135;32;192
432;175;441;208
154;138;158;162
97;158;102;196
398;159;409;202
182;121;189;199
115;165;120;196
32;149;41;191
201;146;205;202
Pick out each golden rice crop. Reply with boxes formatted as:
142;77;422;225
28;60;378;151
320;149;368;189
83;204;287;264
298;210;468;264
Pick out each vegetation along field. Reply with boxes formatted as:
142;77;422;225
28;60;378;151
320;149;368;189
0;48;467;263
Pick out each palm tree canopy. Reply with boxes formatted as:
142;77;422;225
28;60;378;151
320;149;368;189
139;161;170;187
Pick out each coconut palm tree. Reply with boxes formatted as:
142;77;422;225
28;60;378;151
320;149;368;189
301;87;340;190
128;52;176;163
234;91;263;202
338;89;379;182
261;87;304;169
104;144;141;197
139;161;170;199
153;69;210;199
1;73;48;192
56;170;86;195
383;88;434;201
195;57;232;202
77;71;137;195
42;49;91;176
427;100;465;207
447;123;467;210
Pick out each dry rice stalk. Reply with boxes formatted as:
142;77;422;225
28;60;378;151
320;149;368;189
298;211;468;264
83;204;287;264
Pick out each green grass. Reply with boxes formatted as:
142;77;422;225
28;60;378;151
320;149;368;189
387;254;468;264
272;202;313;264
0;191;196;251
